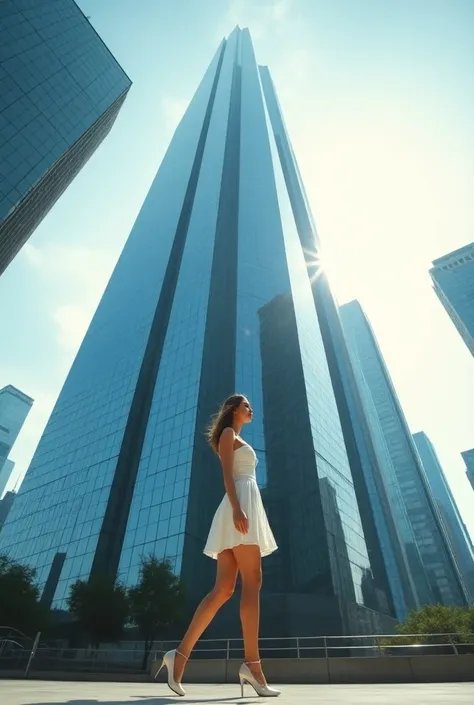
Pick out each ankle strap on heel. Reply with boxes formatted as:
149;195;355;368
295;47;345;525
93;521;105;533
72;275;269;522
176;649;189;660
245;659;261;665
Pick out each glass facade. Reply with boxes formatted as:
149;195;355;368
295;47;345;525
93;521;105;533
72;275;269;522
0;491;16;531
0;460;15;500
0;385;33;495
0;0;131;274
429;243;474;357
413;432;474;601
0;28;395;636
342;330;429;619
462;449;474;491
340;300;469;606
259;67;394;629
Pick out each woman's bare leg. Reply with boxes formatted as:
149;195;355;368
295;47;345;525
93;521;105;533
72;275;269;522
173;549;238;682
232;544;266;684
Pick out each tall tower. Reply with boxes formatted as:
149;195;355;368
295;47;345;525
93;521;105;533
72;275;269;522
340;300;469;606
0;385;33;495
0;491;16;532
0;28;395;636
429;243;474;357
339;321;430;617
462;449;474;491
413;432;474;601
0;0;131;274
0;460;14;500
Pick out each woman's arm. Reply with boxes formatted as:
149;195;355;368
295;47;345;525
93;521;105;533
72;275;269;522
218;427;249;534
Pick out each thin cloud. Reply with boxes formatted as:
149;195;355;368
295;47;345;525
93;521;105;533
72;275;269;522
216;0;293;41
161;95;189;134
53;304;92;352
5;242;120;491
24;241;116;353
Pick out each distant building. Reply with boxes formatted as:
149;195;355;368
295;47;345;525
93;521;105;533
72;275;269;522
0;0;131;274
0;458;14;499
340;300;469;606
0;491;15;531
340;310;429;617
462;449;474;491
0;385;33;493
429;243;474;356
414;432;474;602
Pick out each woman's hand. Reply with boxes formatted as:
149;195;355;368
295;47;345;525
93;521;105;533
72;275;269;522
233;506;249;534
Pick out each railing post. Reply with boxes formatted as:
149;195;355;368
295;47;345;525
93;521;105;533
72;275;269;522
323;635;328;662
296;637;300;659
448;635;459;655
375;636;382;656
226;639;230;660
24;631;41;679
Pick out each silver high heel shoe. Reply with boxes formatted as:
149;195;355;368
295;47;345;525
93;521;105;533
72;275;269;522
155;648;187;697
239;660;281;697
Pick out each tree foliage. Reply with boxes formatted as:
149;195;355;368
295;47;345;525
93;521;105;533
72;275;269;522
0;552;186;662
67;574;129;649
0;553;46;635
128;556;185;669
382;604;474;646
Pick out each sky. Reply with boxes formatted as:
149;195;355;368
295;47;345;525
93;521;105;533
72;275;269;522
0;0;473;539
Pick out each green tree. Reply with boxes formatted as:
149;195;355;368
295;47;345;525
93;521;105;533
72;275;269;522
398;604;469;643
129;556;185;670
0;554;47;635
380;604;472;647
67;574;129;649
466;606;474;635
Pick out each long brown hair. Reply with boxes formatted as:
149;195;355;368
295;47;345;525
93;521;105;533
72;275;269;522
207;394;245;454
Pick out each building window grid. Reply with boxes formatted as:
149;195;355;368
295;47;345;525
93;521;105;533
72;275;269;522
118;54;235;585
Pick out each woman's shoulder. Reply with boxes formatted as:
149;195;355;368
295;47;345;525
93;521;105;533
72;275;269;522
218;427;235;456
220;426;235;439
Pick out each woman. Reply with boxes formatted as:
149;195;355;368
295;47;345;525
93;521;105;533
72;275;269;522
156;394;280;697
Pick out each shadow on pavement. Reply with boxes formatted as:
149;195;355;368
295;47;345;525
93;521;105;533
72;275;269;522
23;697;254;705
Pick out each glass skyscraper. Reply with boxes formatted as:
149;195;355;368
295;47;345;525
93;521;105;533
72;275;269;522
413;432;474;601
0;28;395;636
0;0;131;275
462;449;474;491
0;459;15;500
0;385;33;495
340;300;469;606
429;243;474;357
0;491;16;532
340;319;430;618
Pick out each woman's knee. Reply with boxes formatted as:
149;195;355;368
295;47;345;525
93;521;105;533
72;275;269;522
213;579;235;602
232;545;263;591
242;566;262;591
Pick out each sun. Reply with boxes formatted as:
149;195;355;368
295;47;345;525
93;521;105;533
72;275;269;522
301;245;349;298
306;244;358;304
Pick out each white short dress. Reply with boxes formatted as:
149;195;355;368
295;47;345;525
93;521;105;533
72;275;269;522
203;442;278;559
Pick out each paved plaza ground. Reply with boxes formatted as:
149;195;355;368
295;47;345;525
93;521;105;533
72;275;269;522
2;680;474;705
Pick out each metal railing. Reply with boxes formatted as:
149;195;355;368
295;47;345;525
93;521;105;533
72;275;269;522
0;633;473;677
0;626;42;647
0;646;148;676
154;632;474;661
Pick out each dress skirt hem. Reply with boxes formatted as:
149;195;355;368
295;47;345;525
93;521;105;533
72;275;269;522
203;541;277;561
203;475;277;560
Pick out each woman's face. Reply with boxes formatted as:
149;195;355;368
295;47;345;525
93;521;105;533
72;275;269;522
234;397;253;426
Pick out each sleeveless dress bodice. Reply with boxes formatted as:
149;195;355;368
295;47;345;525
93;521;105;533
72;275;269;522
232;444;257;480
203;441;277;560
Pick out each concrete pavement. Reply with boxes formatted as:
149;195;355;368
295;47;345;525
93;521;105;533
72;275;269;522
2;680;474;705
